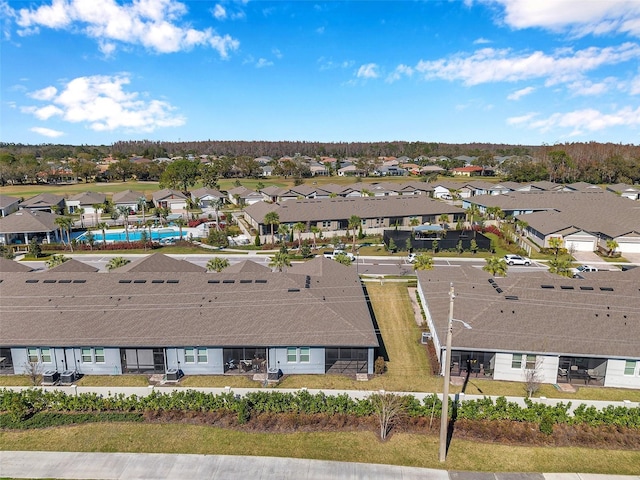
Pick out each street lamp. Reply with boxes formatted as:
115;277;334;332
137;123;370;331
439;283;472;463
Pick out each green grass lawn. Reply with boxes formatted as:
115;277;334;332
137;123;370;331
0;423;638;474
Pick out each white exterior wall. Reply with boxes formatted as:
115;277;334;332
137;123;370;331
270;347;325;374
12;347;121;375
492;353;559;384
165;347;224;375
563;232;597;251
604;359;640;389
114;202;139;212
615;236;640;254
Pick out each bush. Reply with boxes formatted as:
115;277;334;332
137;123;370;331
374;356;386;375
539;413;554;435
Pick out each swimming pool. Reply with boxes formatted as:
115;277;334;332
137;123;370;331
78;228;183;243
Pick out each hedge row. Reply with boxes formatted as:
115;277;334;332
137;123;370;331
1;389;639;429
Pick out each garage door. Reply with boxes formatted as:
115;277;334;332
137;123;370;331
566;240;595;252
617;240;640;253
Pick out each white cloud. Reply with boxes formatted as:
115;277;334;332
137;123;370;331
507;86;534;100
255;58;273;68
317;57;353;71
486;0;640;38
473;37;491;44
630;73;640;95
506;112;537;125
414;43;640;86
31;126;64;138
29;86;58;101
272;48;282;59
566;78;614;96
316;26;325;34
357;63;379;79
212;4;226;20
12;0;239;57
386;64;414;83
22;74;185;133
510;106;640;134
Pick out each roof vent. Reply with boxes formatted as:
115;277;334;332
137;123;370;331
599;287;614;292
505;295;519;300
72;279;86;284
43;279;56;284
208;279;220;284
119;279;132;284
133;279;146;284
222;279;235;284
288;288;300;292
166;279;179;284
579;286;594;290
240;279;252;284
560;285;574;290
26;279;38;283
495;287;503;293
152;280;164;284
58;279;72;284
255;279;267;284
540;285;554;289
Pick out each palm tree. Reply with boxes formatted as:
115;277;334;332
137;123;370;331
293;222;306;251
310;225;320;250
77;207;85;228
116;206;131;243
413;253;434;271
606;239;619;257
409;217;421;228
206;257;230;272
157;207;170;226
334;252;352;266
92;203;103;226
438;214;449;230
466;204;480;226
264;211;279;245
548;257;572;277
483;255;507;277
46;254;69;269
348;215;361;253
55;216;74;252
277;223;290;245
106;256;130;271
211;198;223;231
137;196;147;224
548;237;563;260
174;218;186;241
97;222;108;247
269;251;291;272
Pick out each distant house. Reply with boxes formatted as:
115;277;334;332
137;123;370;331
65;192;106;216
261;165;274;177
19;193;65;213
227;186;263;206
191;187;225;208
112;190;146;213
451;166;484;177
0;195;20;217
152;189;188;213
607;183;640;201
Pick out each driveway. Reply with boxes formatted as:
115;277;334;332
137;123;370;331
572;250;605;265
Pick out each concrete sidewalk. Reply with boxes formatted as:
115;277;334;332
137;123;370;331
1;451;638;480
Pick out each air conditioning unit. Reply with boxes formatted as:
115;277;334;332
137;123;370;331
42;370;60;384
421;332;432;344
60;370;76;384
165;368;183;381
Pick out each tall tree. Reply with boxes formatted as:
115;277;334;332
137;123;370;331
413;253;434;271
54;216;74;252
137;196;148;224
269;251;291;272
348;215;361;253
206;257;230;272
116;206;131;243
264;211;279;245
159;159;199;191
293;222;306;251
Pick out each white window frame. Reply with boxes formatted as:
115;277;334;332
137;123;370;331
525;355;536;370
81;348;92;363
27;347;39;363
197;347;208;363
287;347;297;363
184;348;195;364
40;347;52;363
624;360;636;376
511;354;523;369
299;347;310;363
94;348;105;364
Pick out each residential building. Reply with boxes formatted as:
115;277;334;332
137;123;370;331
0;195;20;217
0;210;62;245
19;193;65;213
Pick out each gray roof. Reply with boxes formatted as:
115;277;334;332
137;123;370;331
417;265;640;360
67;191;106;205
0;210;60;234
112;253;206;273
0;195;20;210
191;187;224;199
224;259;272;274
468;191;640;238
0;256;378;349
0;257;33;273
152;189;187;201
112;190;145;204
245;196;464;224
20;193;65;209
47;258;99;273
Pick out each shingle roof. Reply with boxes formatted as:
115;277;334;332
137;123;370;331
47;258;99;273
416;266;640;359
191;187;224;199
152;189;187;201
0;195;20;210
112;253;206;273
245;196;464;224
0;210;60;234
0;257;378;349
20;193;65;209
67;191;106;205
224;259;272;274
112;190;145;204
469;191;640;238
0;257;33;273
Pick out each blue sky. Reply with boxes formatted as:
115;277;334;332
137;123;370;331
3;0;640;147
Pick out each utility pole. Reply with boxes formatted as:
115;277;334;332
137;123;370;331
439;282;455;462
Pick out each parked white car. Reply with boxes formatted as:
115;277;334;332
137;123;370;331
407;253;417;263
504;254;532;266
324;250;355;261
572;265;599;277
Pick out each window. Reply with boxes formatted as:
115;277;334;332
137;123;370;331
94;348;105;364
81;348;92;363
287;347;297;362
197;348;208;363
322;221;331;228
511;354;523;369
624;360;636;376
184;348;195;363
40;348;52;363
27;348;39;363
525;355;536;370
299;347;310;363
